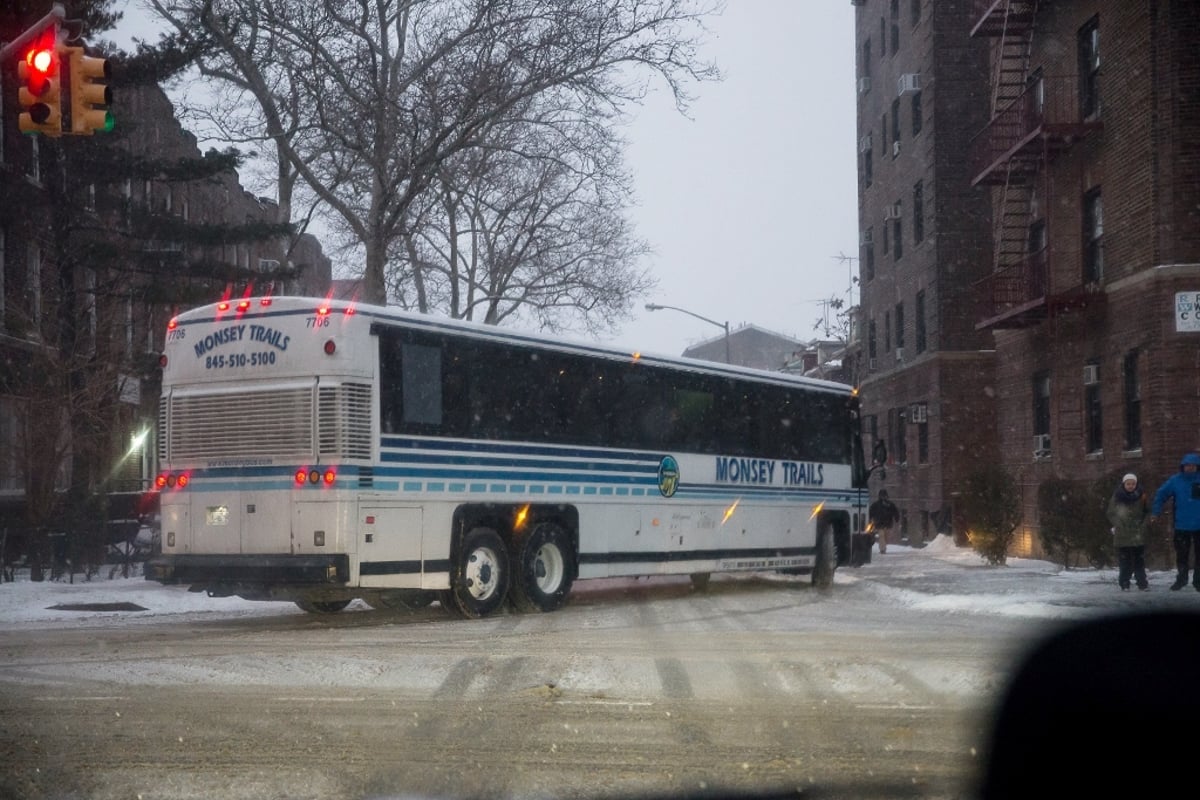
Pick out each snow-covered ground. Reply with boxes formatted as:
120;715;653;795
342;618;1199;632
1;535;1187;633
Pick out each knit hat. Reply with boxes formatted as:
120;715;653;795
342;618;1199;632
1122;473;1137;484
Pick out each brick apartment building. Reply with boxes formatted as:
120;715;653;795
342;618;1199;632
1;66;331;528
853;0;1200;554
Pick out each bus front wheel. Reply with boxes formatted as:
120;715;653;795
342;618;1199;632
295;598;352;614
812;527;836;591
511;522;576;613
448;527;511;618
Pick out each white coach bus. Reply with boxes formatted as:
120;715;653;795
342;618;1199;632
147;296;868;617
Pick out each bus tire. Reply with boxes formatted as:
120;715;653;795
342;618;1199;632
449;527;511;618
812;527;836;591
295;598;352;614
511;522;576;613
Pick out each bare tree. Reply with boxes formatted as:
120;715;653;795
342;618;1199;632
393;99;653;335
148;0;719;315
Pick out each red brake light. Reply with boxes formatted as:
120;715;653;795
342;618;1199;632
323;469;337;486
155;474;168;489
295;469;307;485
158;354;168;369
177;474;189;488
324;340;336;355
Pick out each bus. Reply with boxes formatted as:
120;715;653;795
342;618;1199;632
147;296;869;617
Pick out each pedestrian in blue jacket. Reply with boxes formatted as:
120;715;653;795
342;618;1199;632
1152;451;1200;591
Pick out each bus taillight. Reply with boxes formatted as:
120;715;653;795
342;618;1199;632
155;471;189;490
323;469;337;486
155;474;168;489
295;469;308;485
323;340;336;355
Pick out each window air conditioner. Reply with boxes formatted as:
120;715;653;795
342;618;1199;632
258;258;281;271
898;73;921;95
859;134;873;153
860;229;873;245
1033;433;1052;454
884;203;902;220
909;403;928;424
892;140;901;157
895;347;904;362
1083;364;1100;385
857;76;871;94
868;357;878;371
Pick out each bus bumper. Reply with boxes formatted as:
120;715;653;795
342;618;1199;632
146;554;350;586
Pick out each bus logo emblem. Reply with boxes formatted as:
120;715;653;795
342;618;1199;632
658;456;680;498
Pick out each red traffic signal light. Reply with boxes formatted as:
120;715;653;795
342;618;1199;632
63;46;113;135
16;30;62;136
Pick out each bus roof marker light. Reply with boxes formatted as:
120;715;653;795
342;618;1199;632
217;301;231;313
236;300;251;312
316;305;331;317
260;298;273;307
167;318;178;330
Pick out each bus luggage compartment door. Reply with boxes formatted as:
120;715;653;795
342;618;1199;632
357;505;424;589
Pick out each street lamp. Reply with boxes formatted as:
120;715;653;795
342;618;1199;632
645;303;732;364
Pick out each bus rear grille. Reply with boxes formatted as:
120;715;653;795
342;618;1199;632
318;382;372;460
167;387;315;461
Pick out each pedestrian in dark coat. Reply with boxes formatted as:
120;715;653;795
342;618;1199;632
1152;452;1200;591
1107;473;1149;591
868;490;900;554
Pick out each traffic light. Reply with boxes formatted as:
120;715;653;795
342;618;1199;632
16;29;62;136
62;45;113;135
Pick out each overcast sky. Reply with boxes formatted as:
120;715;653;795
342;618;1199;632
112;1;858;359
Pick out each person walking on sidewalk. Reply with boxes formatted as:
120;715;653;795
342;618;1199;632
869;489;900;554
1152;452;1200;591
1107;473;1150;591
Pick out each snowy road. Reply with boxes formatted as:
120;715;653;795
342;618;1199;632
0;539;1193;799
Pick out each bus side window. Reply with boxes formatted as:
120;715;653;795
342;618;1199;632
401;343;443;428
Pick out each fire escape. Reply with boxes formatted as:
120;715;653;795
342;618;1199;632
969;0;1104;330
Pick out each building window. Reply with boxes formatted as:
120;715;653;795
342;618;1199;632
882;217;890;256
862;146;873;188
895;302;905;350
1033;371;1051;449
1078;16;1101;119
911;90;922;136
866;414;879;453
912;180;924;243
891;98;901;152
918;420;929;464
915;290;927;353
1124;350;1141;451
911;0;921;27
893;210;904;261
890;0;900;53
880;17;887;58
891;407;907;464
26;242;41;328
868;319;877;360
1085;362;1102;454
1083;187;1104;283
863;230;876;282
884;310;891;352
862;38;872;77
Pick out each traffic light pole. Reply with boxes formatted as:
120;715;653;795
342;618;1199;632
0;4;65;63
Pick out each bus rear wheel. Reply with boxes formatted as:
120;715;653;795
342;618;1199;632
511;522;576;613
448;527;511;618
295;598;352;614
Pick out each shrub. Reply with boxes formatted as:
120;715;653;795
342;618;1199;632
960;464;1022;565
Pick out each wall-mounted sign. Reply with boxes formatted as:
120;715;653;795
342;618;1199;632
1175;292;1200;332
